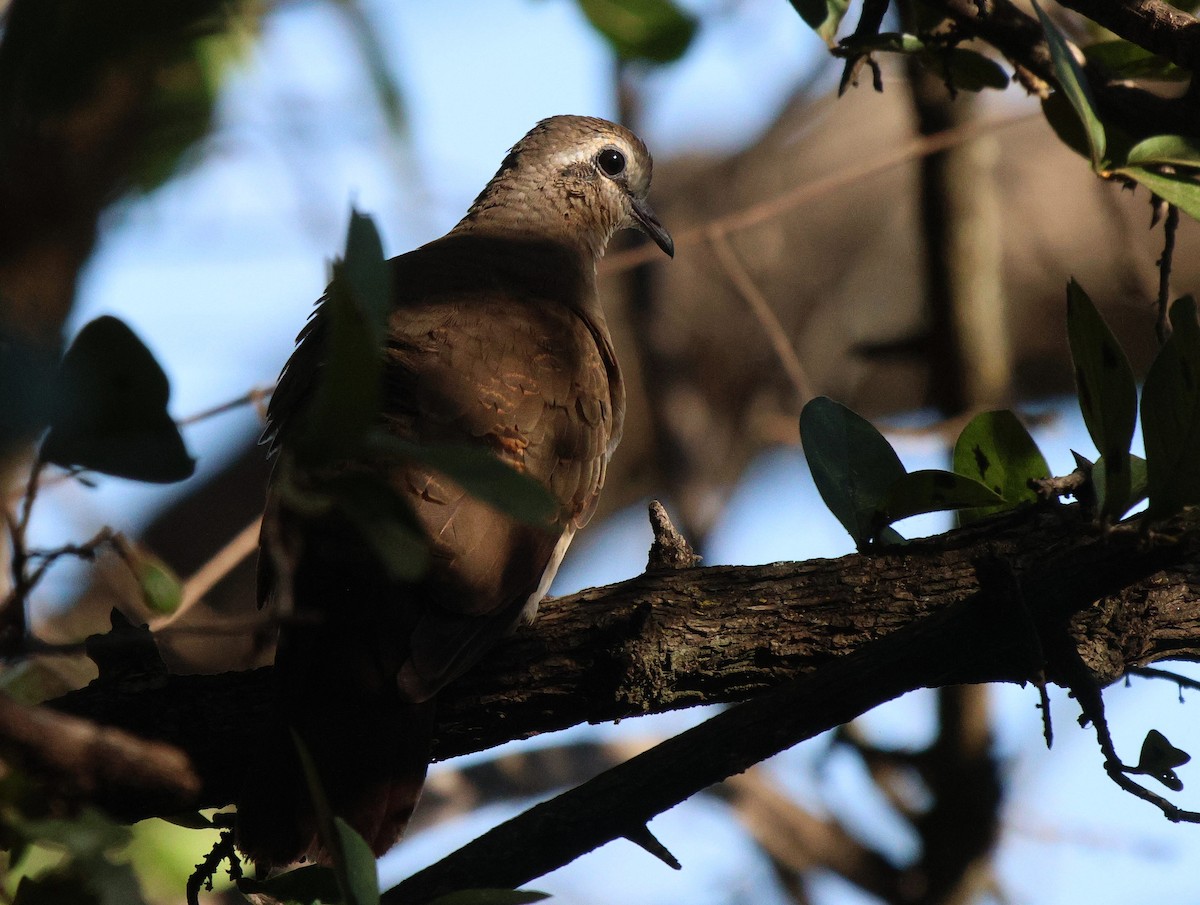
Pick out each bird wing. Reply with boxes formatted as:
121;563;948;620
261;233;624;701
381;236;623;698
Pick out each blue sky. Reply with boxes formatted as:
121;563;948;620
27;1;1200;902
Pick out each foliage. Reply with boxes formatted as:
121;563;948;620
803;281;1200;535
801;396;1009;550
575;0;698;63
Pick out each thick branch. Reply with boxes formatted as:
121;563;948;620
930;0;1200;138
1054;0;1200;72
0;690;200;818
44;506;1200;826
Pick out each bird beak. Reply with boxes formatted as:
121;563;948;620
630;197;674;258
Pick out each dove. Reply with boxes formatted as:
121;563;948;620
237;114;673;868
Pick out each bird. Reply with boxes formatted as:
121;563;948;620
236;115;673;868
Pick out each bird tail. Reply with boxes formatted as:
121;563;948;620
236;694;436;869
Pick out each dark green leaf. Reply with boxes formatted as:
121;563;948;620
14;871;103;905
1041;92;1091;162
576;0;698;63
295;212;393;465
12;841;147;905
238;865;341;905
123;546;183;615
343;209;392;340
1034;0;1106;169
1084;40;1189;82
41;317;194;483
918;47;1009;91
800;396;906;550
789;0;850;44
1067;279;1137;518
334;817;381;905
329;472;430;581
426;891;552;905
1116;166;1200;222
1125;135;1200;167
880;469;1005;526
370;435;558;527
952;410;1050;523
15;809;131;859
1141;296;1200;517
1092;454;1148;518
292;731;369;904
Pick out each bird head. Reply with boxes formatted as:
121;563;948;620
459;115;674;261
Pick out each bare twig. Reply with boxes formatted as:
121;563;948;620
707;227;815;408
1128;665;1200;698
177;384;273;428
599;113;1038;276
157;515;263;629
1156;204;1180;346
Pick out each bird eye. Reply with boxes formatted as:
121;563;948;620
597;148;626;178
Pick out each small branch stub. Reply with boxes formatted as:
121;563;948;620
646;501;700;572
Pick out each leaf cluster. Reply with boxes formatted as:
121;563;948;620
801;280;1200;548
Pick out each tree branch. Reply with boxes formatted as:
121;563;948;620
41;505;1200;831
1053;0;1200;72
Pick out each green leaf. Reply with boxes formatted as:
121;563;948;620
1041;92;1091;162
328;471;430;581
333;818;381;905
880;469;1005;526
952;410;1050;523
1116;166;1200;222
800;396;906;550
426;891;552;905
1141;295;1200;517
1034;0;1106;169
343;209;392;339
1125;135;1200;168
1066;279;1137;518
1084;40;1189;82
918;47;1009;91
370;435;558;527
295;211;393;465
789;0;850;44
238;865;341;905
576;0;698;63
125;547;183;615
291;732;383;905
41;317;195;483
1092;454;1148;518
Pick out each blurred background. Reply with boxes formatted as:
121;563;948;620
2;0;1200;902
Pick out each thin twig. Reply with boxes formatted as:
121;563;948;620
177;384;273;428
599;112;1038;276
156;515;263;629
1156;204;1180;346
707;227;815;408
1128;665;1200;698
5;385;275;505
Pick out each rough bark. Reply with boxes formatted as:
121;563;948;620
44;503;1200;829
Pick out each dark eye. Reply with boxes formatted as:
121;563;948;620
597;148;626;178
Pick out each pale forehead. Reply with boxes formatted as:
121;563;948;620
516;115;652;167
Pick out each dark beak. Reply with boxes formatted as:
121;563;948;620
630;197;674;258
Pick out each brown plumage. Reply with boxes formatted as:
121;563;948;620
236;115;672;868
